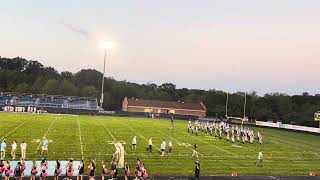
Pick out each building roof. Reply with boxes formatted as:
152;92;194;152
126;97;206;111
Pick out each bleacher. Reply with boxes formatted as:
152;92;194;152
0;92;100;110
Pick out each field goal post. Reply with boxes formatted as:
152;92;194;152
225;92;248;125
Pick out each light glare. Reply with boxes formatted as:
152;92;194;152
99;41;112;49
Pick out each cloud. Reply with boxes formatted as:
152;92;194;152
62;23;89;39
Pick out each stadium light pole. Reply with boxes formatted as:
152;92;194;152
99;41;112;109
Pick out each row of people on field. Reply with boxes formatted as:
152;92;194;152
187;120;263;144
132;136;174;156
1;140;27;160
132;136;200;160
0;157;148;180
1;137;48;160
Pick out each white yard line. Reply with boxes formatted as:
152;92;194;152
153;128;204;157
77;117;84;159
180;131;238;157
1;121;28;140
123;122;162;152
98;119;117;141
35;117;57;153
0;114;41;140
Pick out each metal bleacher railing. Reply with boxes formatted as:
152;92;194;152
0;92;99;110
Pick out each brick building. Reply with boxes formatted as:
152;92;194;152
122;97;206;117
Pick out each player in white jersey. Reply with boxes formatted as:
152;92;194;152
231;130;235;143
195;126;198;136
1;139;6;159
256;150;264;166
20;141;27;159
226;129;230;141
11;140;17;160
249;132;254;144
191;144;199;160
219;127;222;139
188;120;192;132
242;132;245;144
214;124;218;137
258;133;263;145
161;140;166;156
132;136;137;150
41;137;49;155
209;124;213;136
168;141;173;155
257;131;262;144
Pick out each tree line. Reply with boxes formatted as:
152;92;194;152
0;56;319;127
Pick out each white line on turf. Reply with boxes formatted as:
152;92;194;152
155;120;239;157
0;120;28;140
77;116;84;159
153;128;204;157
35;117;57;153
0;114;41;140
97;118;117;141
122;122;162;152
180;131;238;157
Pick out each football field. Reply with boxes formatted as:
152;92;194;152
0;112;319;176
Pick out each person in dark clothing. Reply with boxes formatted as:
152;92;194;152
77;159;84;180
14;162;22;180
195;161;200;180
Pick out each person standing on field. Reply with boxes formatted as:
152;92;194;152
11;140;17;160
191;144;199;159
146;137;152;153
256;150;264;166
194;161;200;180
132;136;137;150
160;139;166;156
168;141;173;155
41;137;48;155
1;139;6;159
168;116;175;132
20;141;27;159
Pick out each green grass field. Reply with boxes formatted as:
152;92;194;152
0;112;319;176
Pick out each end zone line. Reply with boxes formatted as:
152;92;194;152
35;117;57;153
77;117;84;159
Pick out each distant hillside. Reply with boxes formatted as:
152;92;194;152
0;56;319;127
